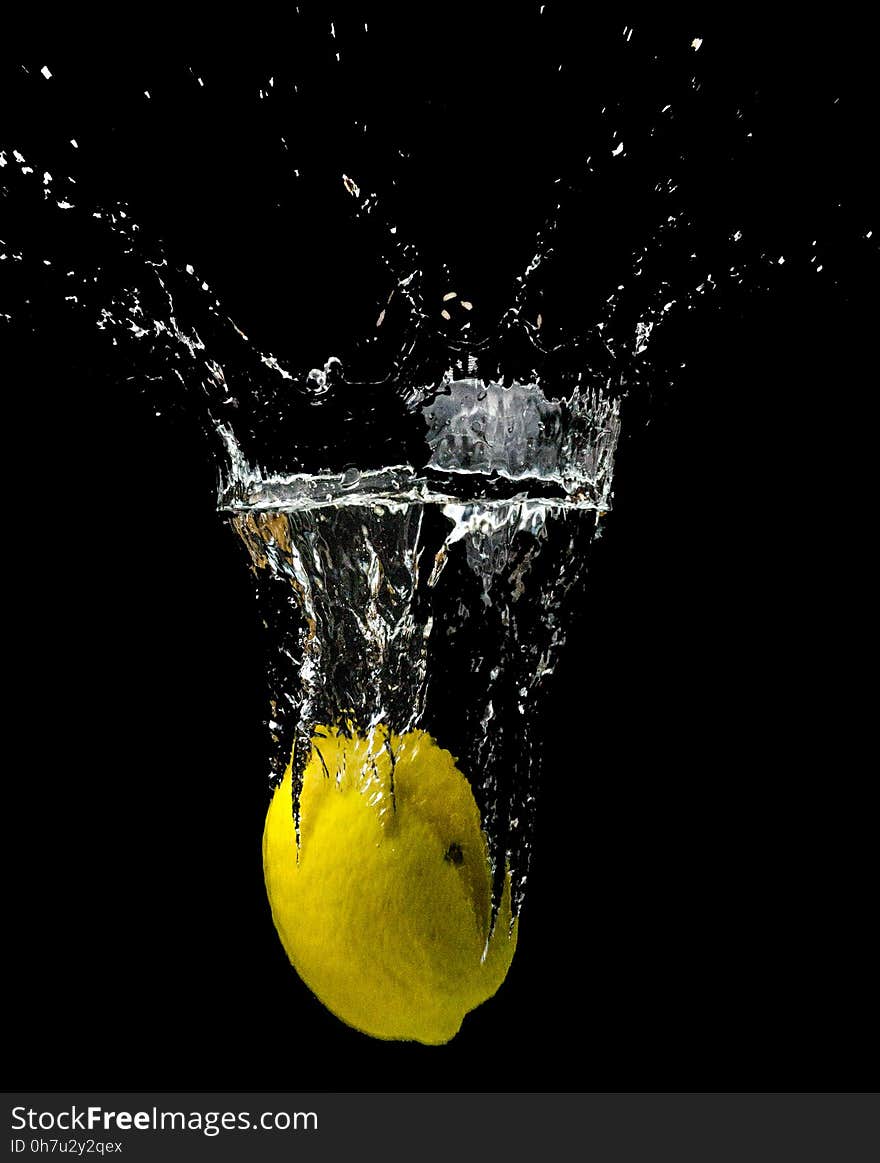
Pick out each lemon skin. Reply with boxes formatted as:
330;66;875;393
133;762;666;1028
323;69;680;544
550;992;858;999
262;726;517;1044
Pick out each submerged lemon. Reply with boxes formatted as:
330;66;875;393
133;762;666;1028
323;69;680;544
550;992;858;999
262;725;517;1044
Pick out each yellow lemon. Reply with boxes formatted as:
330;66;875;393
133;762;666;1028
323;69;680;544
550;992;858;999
262;725;518;1044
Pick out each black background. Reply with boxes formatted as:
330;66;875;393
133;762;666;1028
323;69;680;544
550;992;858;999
3;12;876;1090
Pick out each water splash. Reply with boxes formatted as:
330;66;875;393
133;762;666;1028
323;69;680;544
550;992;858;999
218;369;618;914
2;34;875;923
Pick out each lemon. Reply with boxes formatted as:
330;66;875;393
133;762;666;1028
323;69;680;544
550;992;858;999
262;725;518;1044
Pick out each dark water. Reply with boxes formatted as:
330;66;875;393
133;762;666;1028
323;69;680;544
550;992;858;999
3;17;877;1089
